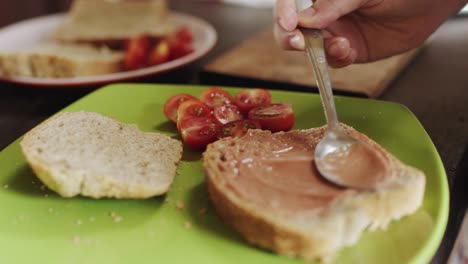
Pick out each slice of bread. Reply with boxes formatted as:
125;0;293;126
202;125;425;262
54;0;174;44
0;44;124;78
20;111;183;199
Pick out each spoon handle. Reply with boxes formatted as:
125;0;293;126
302;28;341;130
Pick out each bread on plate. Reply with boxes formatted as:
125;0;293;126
54;0;174;45
20;111;183;199
202;125;425;262
0;44;124;78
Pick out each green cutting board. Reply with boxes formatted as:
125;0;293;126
0;84;448;264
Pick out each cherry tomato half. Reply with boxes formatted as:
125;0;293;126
163;94;197;123
248;103;295;133
175;26;194;43
148;39;171;66
169;38;194;60
179;117;221;150
176;99;213;130
124;35;151;71
218;119;261;139
234;89;272;114
213;104;244;125
199;87;234;108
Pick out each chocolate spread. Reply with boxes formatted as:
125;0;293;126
316;142;390;190
219;129;391;216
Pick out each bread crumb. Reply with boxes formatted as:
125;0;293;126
176;201;185;210
76;219;83;225
3;184;8;189
88;216;95;222
72;236;81;245
48;208;53;213
109;212;123;223
184;221;192;229
198;208;207;215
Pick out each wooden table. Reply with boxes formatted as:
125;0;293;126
0;1;467;263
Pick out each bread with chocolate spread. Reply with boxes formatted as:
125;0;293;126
202;125;425;262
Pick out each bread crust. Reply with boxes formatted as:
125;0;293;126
203;126;425;261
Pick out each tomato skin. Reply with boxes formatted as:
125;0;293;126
148;39;171;66
234;89;272;114
218;119;261;139
124;35;151;71
248;103;295;133
176;99;213;130
200;87;235;108
163;94;197;123
175;26;194;43
169;38;194;60
179;117;221;150
213;104;244;125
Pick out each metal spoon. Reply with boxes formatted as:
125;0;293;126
295;0;380;190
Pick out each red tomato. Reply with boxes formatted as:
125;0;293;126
179;117;221;150
169;38;194;60
234;89;272;114
213;104;243;125
124;35;151;71
248;103;295;132
218;119;261;139
199;87;234;108
176;99;213;130
163;94;197;123
175;26;194;43
148;39;171;66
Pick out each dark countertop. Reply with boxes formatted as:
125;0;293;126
0;1;467;263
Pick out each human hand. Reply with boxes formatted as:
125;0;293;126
274;0;467;67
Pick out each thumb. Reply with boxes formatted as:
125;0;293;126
298;0;367;29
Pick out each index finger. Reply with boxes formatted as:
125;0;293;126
275;0;298;32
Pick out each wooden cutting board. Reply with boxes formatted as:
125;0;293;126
203;29;421;98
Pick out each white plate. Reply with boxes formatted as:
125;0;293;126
0;12;217;87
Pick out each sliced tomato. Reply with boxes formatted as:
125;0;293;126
169;38;194;60
163;93;197;123
179;117;221;150
218;119;261;139
175;26;194;43
124;35;151;71
148;39;171;66
200;87;234;108
176;99;213;130
213;104;243;125
248;103;295;132
234;89;272;114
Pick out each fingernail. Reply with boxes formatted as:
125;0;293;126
327;39;349;59
289;34;304;50
328;42;342;58
278;7;297;31
298;8;315;21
